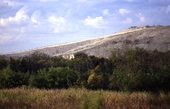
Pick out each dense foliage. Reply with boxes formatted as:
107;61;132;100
0;48;170;91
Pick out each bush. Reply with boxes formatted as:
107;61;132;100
0;67;29;88
29;67;77;89
0;57;7;70
109;48;170;91
1;49;170;91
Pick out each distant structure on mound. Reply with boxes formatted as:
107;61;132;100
3;25;170;59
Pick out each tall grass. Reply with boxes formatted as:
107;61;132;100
0;88;170;109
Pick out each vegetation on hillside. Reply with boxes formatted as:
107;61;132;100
0;48;170;91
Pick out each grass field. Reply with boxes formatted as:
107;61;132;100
0;88;170;109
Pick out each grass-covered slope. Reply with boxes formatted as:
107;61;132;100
4;25;170;58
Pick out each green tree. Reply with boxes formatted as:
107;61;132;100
109;48;170;91
87;65;108;89
48;67;77;88
29;69;49;88
0;56;7;70
29;67;77;89
0;67;29;88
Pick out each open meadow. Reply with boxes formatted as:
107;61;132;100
0;88;170;109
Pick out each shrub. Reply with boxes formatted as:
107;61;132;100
0;67;29;88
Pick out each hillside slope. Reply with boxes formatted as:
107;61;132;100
4;25;170;58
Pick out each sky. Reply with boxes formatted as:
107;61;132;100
0;0;170;54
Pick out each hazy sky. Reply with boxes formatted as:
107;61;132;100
0;0;170;54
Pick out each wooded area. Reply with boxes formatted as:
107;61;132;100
0;48;170;91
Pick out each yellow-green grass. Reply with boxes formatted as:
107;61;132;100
0;88;170;109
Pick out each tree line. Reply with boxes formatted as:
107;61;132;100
0;48;170;91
